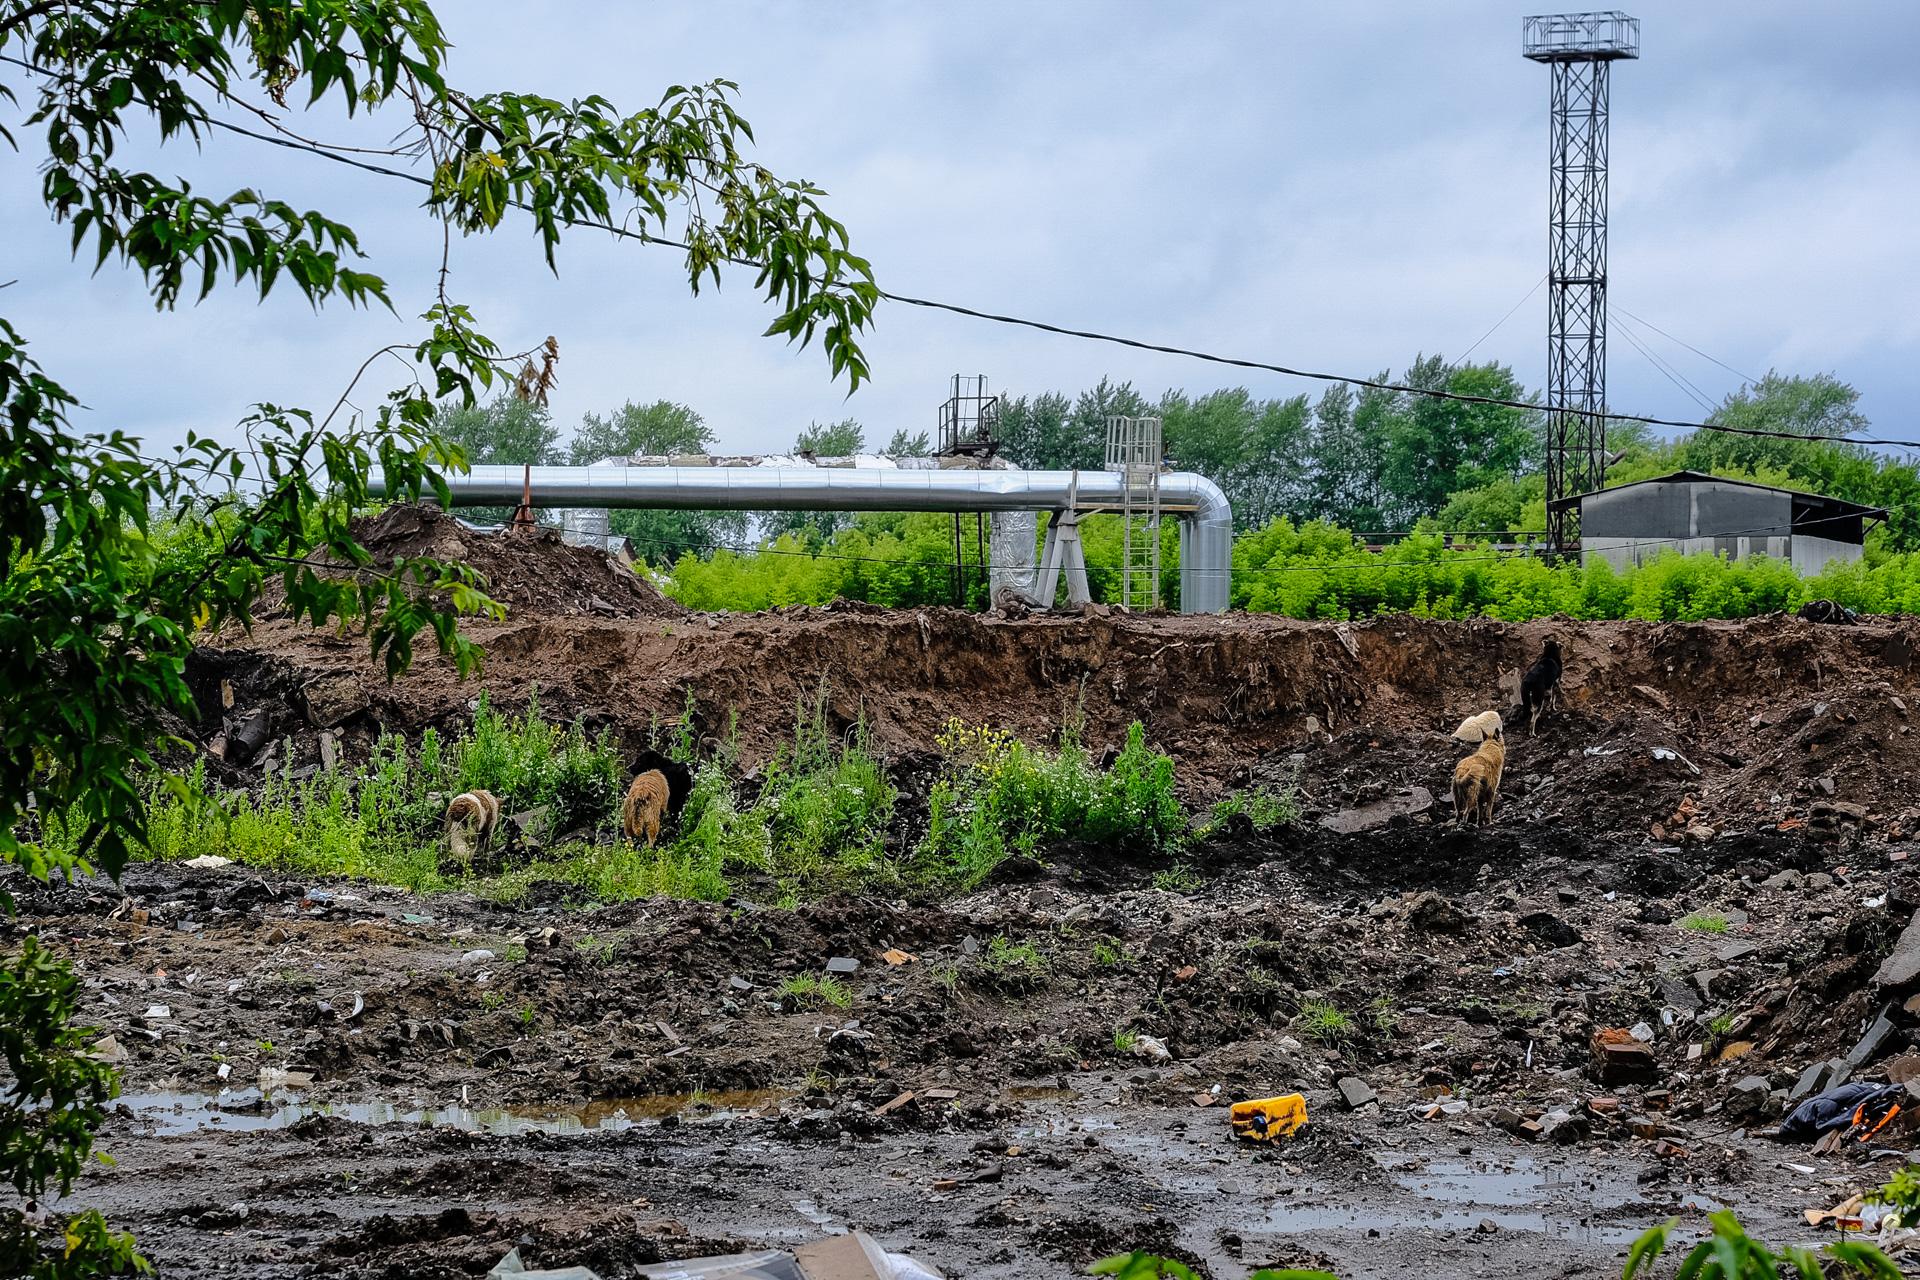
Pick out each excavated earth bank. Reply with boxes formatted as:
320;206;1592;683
20;510;1920;1278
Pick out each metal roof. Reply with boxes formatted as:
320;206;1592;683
1546;470;1884;520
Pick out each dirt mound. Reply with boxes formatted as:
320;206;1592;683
352;503;681;621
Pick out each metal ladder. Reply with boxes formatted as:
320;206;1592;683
1105;416;1163;610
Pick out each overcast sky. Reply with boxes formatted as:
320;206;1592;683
5;2;1917;459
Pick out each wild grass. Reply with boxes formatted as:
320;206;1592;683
1199;781;1301;839
1294;999;1354;1045
1681;911;1730;934
983;935;1048;980
921;715;1182;887
778;974;852;1010
65;689;1191;912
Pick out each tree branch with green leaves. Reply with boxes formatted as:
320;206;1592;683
0;2;878;1272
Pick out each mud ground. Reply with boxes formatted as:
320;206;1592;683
21;512;1920;1277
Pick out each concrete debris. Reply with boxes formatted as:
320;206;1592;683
1846;1004;1901;1068
1873;912;1920;988
1319;785;1435;835
1336;1076;1378;1110
1727;1075;1772;1117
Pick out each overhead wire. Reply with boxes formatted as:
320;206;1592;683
1611;303;1761;387
3;51;1908;452
1608;307;1718;416
1459;274;1546;362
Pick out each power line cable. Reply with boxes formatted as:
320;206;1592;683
1459;275;1546;362
1609;308;1717;416
1611;306;1722;411
1;52;1906;452
1612;303;1762;387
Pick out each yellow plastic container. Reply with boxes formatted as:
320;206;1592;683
1229;1093;1308;1142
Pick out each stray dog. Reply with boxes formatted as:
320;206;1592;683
623;750;695;847
1798;599;1857;625
1451;710;1504;746
1519;638;1563;735
444;788;501;863
1452;737;1506;827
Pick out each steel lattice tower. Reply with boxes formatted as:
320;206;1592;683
1524;11;1638;554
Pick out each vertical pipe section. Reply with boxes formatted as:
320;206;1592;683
377;466;1235;614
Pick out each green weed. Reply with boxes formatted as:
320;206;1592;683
984;935;1048;979
921;717;1182;887
1112;1027;1138;1054
1625;1210;1895;1279
1093;938;1126;968
778;974;853;1010
1680;912;1730;934
1708;1013;1735;1036
1151;863;1203;893
1294;999;1354;1045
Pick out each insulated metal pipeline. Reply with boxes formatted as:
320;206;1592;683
383;465;1234;614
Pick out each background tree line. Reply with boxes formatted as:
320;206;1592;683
437;361;1920;603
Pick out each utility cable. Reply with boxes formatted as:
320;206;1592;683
1459;275;1546;362
2;51;1906;453
1612;303;1762;387
1609;308;1718;416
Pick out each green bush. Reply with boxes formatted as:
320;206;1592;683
1625;1210;1897;1279
0;938;147;1276
756;686;896;891
1092;1253;1334;1280
921;717;1182;886
660;505;1920;623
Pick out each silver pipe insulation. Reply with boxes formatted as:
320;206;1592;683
385;465;1233;614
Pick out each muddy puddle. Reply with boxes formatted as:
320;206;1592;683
114;1087;790;1137
1257;1152;1707;1246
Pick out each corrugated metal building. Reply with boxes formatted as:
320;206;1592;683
1551;470;1877;576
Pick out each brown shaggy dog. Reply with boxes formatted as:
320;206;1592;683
444;788;501;863
623;771;670;847
1452;738;1506;827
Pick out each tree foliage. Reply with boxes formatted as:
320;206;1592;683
0;1;876;1270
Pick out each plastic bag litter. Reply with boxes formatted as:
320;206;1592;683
489;1249;604;1280
634;1230;944;1280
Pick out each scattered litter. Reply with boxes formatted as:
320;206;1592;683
1650;747;1702;775
216;1062;231;1081
88;1036;127;1064
824;957;861;975
1583;745;1623;758
624;1229;945;1280
142;1004;171;1020
1779;1082;1904;1144
460;949;496;967
258;1067;315;1093
1229;1093;1308;1142
489;1249;603;1280
880;949;914;967
182;855;232;869
1128;1033;1170;1062
401;913;434;926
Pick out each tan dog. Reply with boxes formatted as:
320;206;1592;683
1452;738;1506;827
444;788;501;863
623;770;670;847
1451;710;1505;745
